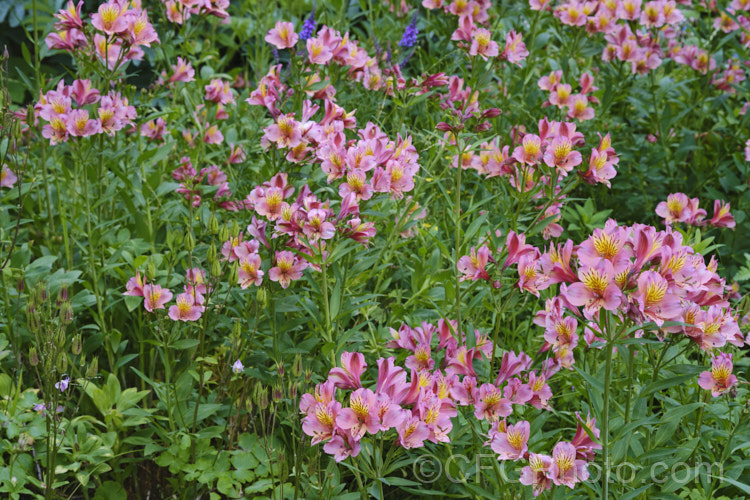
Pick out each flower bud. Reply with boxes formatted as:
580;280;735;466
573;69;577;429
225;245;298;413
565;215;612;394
258;386;269;410
292;354;302;377
185;232;195;252
206;243;217;264
208;214;219;235
304;368;313;384
146;261;156;281
272;383;283;403
219;224;229;242
17;279;24;293
244;397;253;413
29;347;39;367
86;357;98;378
287;380;297;399
276;361;284;378
232;320;242;340
230;221;239;238
256;287;268;309
58;285;68;303
71;334;82;355
57;356;68;373
211;259;221;278
228;263;238;286
61;302;74;325
172;230;184;247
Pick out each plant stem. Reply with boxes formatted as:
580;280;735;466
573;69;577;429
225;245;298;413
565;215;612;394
602;334;614;500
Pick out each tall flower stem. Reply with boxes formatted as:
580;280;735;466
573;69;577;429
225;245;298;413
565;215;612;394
321;256;333;365
454;136;466;338
602;332;614;499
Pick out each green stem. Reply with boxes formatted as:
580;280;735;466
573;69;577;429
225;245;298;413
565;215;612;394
321;256;333;365
602;333;614;499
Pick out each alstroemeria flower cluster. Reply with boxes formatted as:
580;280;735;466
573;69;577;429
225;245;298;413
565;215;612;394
34;79;136;145
172;157;238;210
498;412;600;496
525;219;746;371
249;89;421;201
162;0;230;25
655;193;736;229
46;0;160;71
539;70;598;121
123;267;210;322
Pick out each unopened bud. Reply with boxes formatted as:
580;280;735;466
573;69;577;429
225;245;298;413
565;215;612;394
228;263;238;286
292;355;302;377
232;320;242;339
86;357;98;378
207;243;217;264
258;386;269;410
58;286;68;303
172;230;184;247
276;361;284;378
272;383;283;403
230;221;239;238
219;224;229;242
71;334;82;355
208;214;219;235
211;259;221;278
146;261;156;281
288;380;297;399
29;347;39;366
257;287;268;309
61;302;74;325
245;397;253;413
57;356;67;373
304;368;313;384
185;232;195;252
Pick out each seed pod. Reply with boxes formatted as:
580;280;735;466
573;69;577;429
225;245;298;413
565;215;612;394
211;259;221;278
61;302;74;325
71;334;82;355
228;263;238;286
256;287;268;309
146;261;156;281
292;355;303;377
208;214;219;235
57;356;67;373
206;243;217;264
29;347;39;367
86;357;98;378
219;224;229;242
232;320;242;339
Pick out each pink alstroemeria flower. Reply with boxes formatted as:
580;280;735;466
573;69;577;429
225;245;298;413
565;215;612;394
265;21;298;49
91;1;128;35
238;254;263;288
458;245;491;281
565;259;623;314
520;453;553;496
336;388;380;440
473;383;512;422
269;251;306;289
698;352;738;397
168;292;204;321
328;352;367;390
549;441;590;488
1;166;18;189
708;200;735;229
123;271;144;297
143;284;172;312
490;420;530;460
